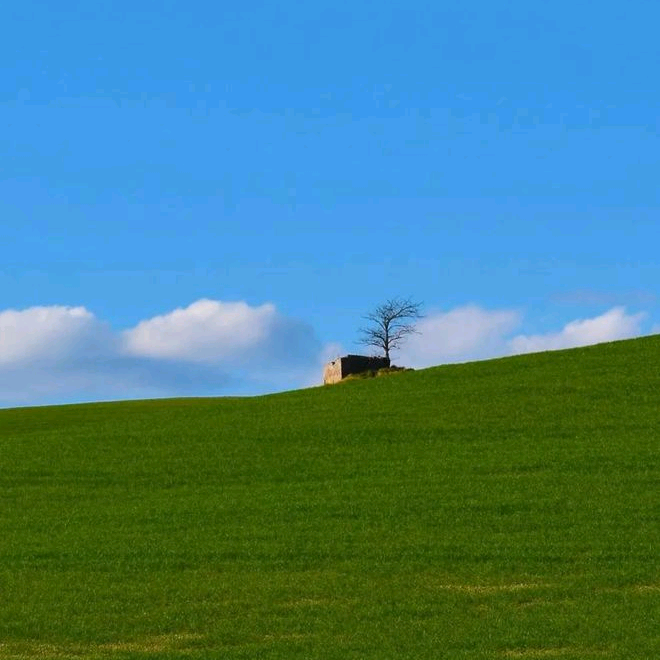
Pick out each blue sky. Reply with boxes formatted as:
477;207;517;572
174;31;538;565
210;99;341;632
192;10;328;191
2;0;659;406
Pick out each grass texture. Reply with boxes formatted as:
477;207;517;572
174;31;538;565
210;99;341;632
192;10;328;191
1;337;659;658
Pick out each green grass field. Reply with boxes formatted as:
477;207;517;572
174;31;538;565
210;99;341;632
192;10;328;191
1;337;659;659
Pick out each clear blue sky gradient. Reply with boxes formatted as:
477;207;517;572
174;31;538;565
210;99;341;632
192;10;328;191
2;0;659;404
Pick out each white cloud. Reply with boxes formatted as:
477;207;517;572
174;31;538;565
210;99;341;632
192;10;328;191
0;305;114;366
508;307;646;354
122;299;276;363
121;299;320;376
398;305;521;368
0;300;323;406
0;305;122;404
397;305;649;368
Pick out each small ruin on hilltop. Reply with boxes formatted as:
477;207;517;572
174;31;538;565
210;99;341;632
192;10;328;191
323;355;390;385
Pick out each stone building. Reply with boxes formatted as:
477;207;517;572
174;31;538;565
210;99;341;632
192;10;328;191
323;354;390;385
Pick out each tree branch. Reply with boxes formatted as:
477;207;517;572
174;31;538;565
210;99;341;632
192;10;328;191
356;297;423;361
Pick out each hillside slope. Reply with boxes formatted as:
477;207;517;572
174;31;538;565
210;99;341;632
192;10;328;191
1;337;659;659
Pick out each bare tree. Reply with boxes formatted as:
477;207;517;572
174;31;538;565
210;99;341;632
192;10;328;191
358;297;423;365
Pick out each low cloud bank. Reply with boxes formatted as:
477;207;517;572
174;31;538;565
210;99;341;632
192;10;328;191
0;300;325;406
0;300;652;407
508;307;646;354
399;305;521;367
122;299;320;375
400;305;648;368
0;306;116;366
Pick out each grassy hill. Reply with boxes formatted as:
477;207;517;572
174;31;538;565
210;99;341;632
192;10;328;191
1;337;659;659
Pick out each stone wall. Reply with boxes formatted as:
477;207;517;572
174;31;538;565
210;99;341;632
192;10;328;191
323;355;390;384
323;358;344;385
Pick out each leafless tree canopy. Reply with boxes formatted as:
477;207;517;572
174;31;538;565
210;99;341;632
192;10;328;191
358;297;423;364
